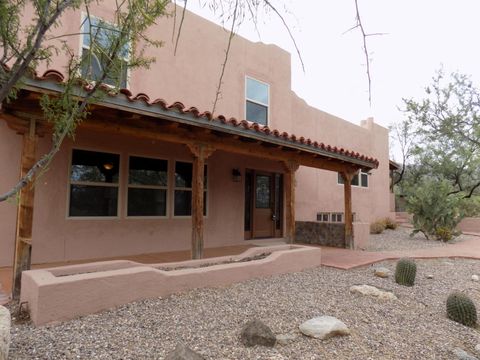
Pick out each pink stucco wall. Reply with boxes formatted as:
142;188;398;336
0;4;391;266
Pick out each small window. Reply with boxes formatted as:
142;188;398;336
331;213;343;223
69;149;119;217
338;171;369;188
316;212;330;222
127;156;168;217
246;77;269;125
174;162;207;216
81;15;129;87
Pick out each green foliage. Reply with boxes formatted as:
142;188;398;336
395;258;416;286
435;227;453;242
405;178;479;240
446;292;478;327
370;221;386;234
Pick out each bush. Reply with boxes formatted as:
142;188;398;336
405;179;480;240
435;227;453;242
370;221;386;234
383;217;398;230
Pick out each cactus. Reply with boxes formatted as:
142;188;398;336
395;258;416;286
446;292;478;327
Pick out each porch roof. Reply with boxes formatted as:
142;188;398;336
2;69;379;171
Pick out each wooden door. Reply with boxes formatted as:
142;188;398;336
245;170;283;239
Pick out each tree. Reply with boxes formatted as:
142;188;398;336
402;69;480;198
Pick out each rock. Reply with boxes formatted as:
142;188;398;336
240;320;276;347
452;347;478;360
164;343;204;360
373;267;391;278
299;316;350;340
350;285;397;301
472;275;479;282
426;274;434;279
0;306;10;360
475;344;480;355
275;333;298;346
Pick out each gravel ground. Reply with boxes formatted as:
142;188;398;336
8;258;480;359
366;227;469;252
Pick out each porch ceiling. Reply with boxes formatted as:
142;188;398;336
1;69;379;173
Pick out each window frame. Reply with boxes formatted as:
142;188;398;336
337;171;369;188
331;213;343;223
316;212;330;223
66;147;121;220
79;12;131;88
125;154;169;219
173;160;209;219
245;76;270;125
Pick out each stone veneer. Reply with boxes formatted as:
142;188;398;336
295;221;346;248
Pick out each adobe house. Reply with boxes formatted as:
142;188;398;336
0;5;390;295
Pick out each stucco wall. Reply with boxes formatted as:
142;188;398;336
0;4;392;266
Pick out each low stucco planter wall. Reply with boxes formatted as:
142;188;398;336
21;245;322;326
0;306;10;360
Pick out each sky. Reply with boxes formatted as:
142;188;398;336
185;0;480;158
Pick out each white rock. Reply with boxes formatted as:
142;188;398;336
475;344;480;355
350;285;397;301
299;316;350;340
452;347;478;360
0;306;10;360
472;275;479;282
275;333;298;346
426;274;434;279
373;267;391;278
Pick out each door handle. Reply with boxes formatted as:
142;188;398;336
272;214;277;221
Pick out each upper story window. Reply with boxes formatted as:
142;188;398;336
246;77;269;125
69;149;120;217
338;171;369;188
81;15;129;88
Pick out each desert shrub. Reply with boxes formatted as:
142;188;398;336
383;217;398;230
405;179;480;240
435;227;453;242
370;221;386;234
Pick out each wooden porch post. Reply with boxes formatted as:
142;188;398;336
283;160;299;244
187;143;215;259
12;118;37;299
341;171;355;250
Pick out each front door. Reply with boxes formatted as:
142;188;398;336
245;170;283;239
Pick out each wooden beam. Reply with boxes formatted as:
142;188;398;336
12;118;37;299
283;160;299;244
77;118;355;173
187;143;216;259
340;171;356;249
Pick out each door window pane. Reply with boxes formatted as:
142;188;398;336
69;185;118;217
255;175;271;208
128;188;166;216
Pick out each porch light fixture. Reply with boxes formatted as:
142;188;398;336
103;162;114;170
232;168;242;182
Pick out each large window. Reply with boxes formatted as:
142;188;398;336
69;149;120;217
127;156;168;217
338;171;369;188
81;15;129;87
174;161;207;216
246;77;269;125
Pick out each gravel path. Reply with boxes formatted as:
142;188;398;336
366;227;470;252
8;258;480;359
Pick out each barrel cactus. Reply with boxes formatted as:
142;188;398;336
395;258;416;286
446;292;477;327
